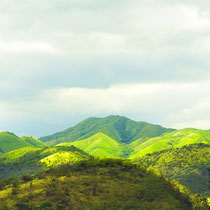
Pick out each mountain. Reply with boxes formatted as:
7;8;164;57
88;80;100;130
0;145;90;179
129;128;210;158
1;159;208;209
137;144;210;197
59;132;132;158
0;132;46;154
40;115;175;145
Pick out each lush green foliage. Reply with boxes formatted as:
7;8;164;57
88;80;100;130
40;115;174;145
137;144;210;197
0;146;89;179
0;159;208;209
130;128;210;158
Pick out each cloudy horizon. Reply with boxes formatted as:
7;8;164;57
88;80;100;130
0;0;210;137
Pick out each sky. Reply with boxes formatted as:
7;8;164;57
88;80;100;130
0;0;210;137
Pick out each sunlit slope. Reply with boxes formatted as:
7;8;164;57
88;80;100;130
40;115;174;145
0;146;89;179
59;132;132;158
0;132;32;153
130;128;210;158
137;144;210;197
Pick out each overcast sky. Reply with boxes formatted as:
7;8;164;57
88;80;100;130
0;0;210;137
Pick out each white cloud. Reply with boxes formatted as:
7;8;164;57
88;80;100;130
0;40;56;54
0;81;209;132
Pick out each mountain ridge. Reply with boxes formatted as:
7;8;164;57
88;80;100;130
40;115;175;145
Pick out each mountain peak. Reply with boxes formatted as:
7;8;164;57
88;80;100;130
40;115;175;145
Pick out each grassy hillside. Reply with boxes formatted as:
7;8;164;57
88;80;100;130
20;136;46;147
137;144;210;197
0;146;89;179
0;132;32;154
0;159;208;209
40;115;174;145
0;132;47;154
59;132;133;158
130;128;210;158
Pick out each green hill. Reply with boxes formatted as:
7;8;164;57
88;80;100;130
0;132;47;154
130;128;210;158
0;146;90;179
20;136;46;147
59;132;133;158
137;144;210;197
0;159;208;209
0;132;32;154
40;115;175;145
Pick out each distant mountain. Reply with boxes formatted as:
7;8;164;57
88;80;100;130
59;132;132;158
129;128;210;158
0;132;46;154
137;144;210;197
0;145;89;179
40;115;175;145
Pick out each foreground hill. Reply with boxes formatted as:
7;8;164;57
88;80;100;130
40;115;175;145
130;128;210;158
137;144;210;197
0;132;46;154
59;132;132;158
0;146;89;179
0;159;208;209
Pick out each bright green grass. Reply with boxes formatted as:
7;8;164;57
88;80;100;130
40;151;88;167
129;128;210;158
0;132;32;153
58;132;126;158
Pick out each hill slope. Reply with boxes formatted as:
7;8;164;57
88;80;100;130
0;146;89;179
0;132;32;154
40;115;175;145
0;132;46;154
137;144;210;197
1;159;207;209
59;132;133;158
130;128;210;158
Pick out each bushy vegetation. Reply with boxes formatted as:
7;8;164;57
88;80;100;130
0;146;90;179
40;115;174;145
0;159;208;209
137;144;210;197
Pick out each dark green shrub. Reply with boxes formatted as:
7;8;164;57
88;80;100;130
15;202;31;210
20;175;33;183
39;202;53;209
